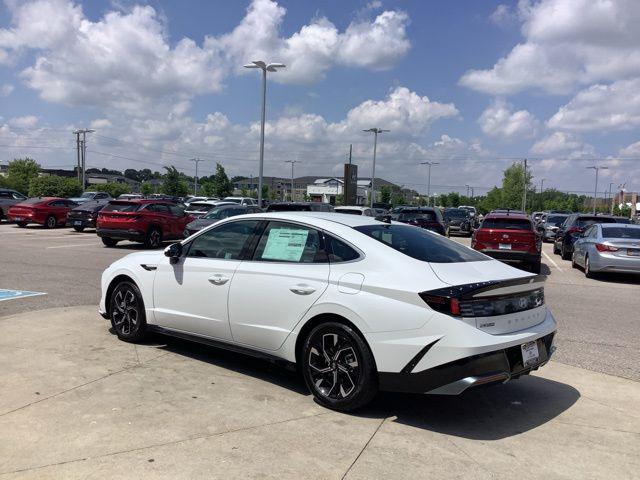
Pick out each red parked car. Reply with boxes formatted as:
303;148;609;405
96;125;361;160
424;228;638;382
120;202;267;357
7;197;78;228
97;200;193;248
472;212;542;273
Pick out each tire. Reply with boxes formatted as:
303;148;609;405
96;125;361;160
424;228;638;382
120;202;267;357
17;221;27;228
73;226;85;232
553;241;559;255
584;255;596;279
528;259;541;274
571;252;578;269
561;243;571;260
301;322;378;412
144;227;162;249
44;215;57;229
109;281;147;342
102;237;119;247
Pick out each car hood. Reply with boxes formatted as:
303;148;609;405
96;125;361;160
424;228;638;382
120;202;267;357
428;259;533;286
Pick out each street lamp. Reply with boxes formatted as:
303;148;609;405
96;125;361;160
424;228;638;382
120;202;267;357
363;128;389;207
420;161;439;206
586;166;609;214
284;159;300;201
465;184;470;198
244;60;286;207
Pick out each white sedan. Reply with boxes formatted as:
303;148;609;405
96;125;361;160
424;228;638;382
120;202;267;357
99;212;557;411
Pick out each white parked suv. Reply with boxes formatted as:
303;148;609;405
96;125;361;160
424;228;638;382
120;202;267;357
223;196;257;206
334;206;375;216
99;212;557;411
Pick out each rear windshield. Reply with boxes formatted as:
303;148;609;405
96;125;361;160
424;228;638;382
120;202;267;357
576;216;628;227
445;209;468;218
17;198;45;205
188;203;214;210
336;209;363;215
102;202;140;213
266;204;311;212
354;224;489;263
396;212;436;222
546;215;567;225
601;227;640;239
481;218;532;230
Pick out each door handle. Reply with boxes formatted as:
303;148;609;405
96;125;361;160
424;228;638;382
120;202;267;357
289;285;316;295
208;274;230;285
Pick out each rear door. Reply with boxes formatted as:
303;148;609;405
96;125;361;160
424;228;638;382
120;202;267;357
227;220;330;350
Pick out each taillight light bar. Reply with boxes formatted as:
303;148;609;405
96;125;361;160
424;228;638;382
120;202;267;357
595;243;619;252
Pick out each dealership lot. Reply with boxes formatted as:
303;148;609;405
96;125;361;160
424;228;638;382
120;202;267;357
1;222;639;478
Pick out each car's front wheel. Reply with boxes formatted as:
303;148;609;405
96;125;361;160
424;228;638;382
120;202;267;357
144;227;162;249
44;215;57;229
301;322;378;412
109;281;147;342
102;237;119;247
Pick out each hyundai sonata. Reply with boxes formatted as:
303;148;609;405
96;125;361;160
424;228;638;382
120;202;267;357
99;212;557;411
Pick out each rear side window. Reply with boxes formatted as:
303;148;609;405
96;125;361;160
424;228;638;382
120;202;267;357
481;218;532;230
325;235;360;262
336;209;363;215
168;204;185;216
355;224;489;263
397;212;436;222
602;227;640;239
102;202;140;213
252;221;327;263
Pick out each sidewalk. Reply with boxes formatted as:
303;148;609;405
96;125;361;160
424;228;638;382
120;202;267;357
1;306;638;479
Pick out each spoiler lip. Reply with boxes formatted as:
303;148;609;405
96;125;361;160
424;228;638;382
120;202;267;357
422;274;546;301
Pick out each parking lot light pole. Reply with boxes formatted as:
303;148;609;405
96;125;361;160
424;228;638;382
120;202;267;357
363;128;389;207
420;161;439;206
244;61;285;208
587;166;608;214
284;159;300;201
189;158;203;196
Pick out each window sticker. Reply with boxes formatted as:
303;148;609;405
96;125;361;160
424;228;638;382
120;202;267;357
261;228;309;262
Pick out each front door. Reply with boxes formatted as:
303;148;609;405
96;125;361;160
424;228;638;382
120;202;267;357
228;221;330;350
152;220;260;339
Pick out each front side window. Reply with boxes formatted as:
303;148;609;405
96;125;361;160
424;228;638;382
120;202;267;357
355;224;489;263
252;221;326;263
186;220;259;259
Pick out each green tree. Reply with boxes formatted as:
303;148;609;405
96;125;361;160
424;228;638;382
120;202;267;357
390;190;406;206
210;163;233;198
28;176;82;197
140;181;154;196
161;166;189;197
501;162;532;211
335;194;344;205
7;158;40;194
93;182;131;198
380;185;392;204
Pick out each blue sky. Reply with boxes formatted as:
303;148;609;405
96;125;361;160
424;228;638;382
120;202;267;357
1;0;639;196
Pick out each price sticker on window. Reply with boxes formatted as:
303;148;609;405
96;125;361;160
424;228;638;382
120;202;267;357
261;228;309;262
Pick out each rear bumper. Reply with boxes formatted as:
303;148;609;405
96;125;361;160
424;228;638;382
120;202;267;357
96;227;145;242
477;249;540;263
68;218;96;228
7;212;44;224
379;331;555;394
589;252;640;274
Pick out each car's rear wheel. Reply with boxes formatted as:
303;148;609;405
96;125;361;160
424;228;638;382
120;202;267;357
109;281;147;342
144;227;162;249
102;237;118;247
553;241;559;254
528;259;541;273
561;243;571;260
571;252;578;269
301;322;378;412
44;215;57;229
73;226;85;232
584;255;596;279
16;221;27;228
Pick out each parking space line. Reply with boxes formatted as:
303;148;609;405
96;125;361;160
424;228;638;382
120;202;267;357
542;250;564;272
0;289;47;302
46;243;98;249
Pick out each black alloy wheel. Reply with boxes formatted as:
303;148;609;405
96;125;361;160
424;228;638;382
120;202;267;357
109;281;147;342
302;322;378;412
145;227;162;249
45;215;57;229
17;222;27;228
73;226;85;232
102;237;119;247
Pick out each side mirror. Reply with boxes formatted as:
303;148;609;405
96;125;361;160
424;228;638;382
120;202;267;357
164;243;183;264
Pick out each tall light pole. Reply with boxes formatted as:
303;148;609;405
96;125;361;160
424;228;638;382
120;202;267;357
363;128;389;206
586;166;609;214
284;159;300;201
465;184;470;198
539;178;545;210
189;158;203;196
74;129;94;189
244;60;286;207
420;161;439;206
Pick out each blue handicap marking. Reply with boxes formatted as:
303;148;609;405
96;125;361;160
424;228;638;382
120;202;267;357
0;289;46;302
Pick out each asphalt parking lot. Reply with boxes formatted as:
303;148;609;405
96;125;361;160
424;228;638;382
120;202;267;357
1;222;639;478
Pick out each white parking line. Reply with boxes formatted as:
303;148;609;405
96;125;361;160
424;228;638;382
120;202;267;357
542;250;564;272
46;243;97;249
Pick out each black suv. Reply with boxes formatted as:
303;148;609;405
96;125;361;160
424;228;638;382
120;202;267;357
443;208;472;237
554;214;631;259
66;200;110;232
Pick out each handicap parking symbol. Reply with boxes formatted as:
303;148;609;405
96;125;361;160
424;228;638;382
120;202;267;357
0;289;46;302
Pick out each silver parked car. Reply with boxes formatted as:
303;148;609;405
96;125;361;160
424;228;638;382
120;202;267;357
0;188;27;220
537;213;569;242
572;223;640;277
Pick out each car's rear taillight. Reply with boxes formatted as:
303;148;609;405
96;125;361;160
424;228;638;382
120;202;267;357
567;227;583;235
595;243;619;252
420;294;460;316
420;288;545;318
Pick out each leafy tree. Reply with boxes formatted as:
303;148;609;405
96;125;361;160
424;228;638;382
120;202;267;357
210;163;233;198
28;176;82;197
390;191;406;206
231;175;246;183
93;182;131;198
140;181;154;195
501;162;533;211
262;185;270;200
7;158;40;194
380;185;392;204
240;187;248;197
335;194;344;205
161;166;189;197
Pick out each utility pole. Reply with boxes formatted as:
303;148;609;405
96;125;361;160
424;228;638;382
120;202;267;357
284;159;300;201
189;158;203;196
363;128;389;207
539;178;545;210
348;144;352;164
420;161;439;206
465;184;470;198
74;131;81;183
73;129;94;189
586;165;609;214
521;158;528;212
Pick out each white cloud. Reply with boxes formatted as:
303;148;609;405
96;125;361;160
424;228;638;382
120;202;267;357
0;83;14;96
547;79;640;132
8;115;39;128
489;4;518;27
460;0;640;95
618;140;640;157
0;0;410;114
530;131;595;157
478;99;538;140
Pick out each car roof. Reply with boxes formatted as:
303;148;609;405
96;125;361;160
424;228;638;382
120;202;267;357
484;212;530;220
233;211;380;228
109;199;173;204
334;206;369;210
